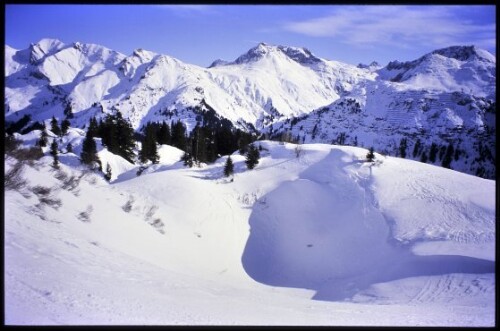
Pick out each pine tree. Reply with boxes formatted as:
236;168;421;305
139;123;159;164
245;144;260;170
80;130;101;170
366;146;375;162
238;132;252;155
88;117;99;138
216;126;236;156
191;125;207;164
100;115;117;151
429;143;438;163
51;116;61;136
412;138;421;158
454;145;460;161
441;143;454;169
157;121;171;145
99;112;136;163
104;163;112;182
203;125;218;163
224;156;234;177
114;111;136;163
171;120;188;151
438;145;446;161
399;138;407;158
420;151;428;163
61;119;71;136
50;139;59;169
38;126;49;147
181;152;194;167
66;143;73;153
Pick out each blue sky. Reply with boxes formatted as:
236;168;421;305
5;4;496;67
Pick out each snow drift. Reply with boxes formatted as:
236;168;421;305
4;135;495;325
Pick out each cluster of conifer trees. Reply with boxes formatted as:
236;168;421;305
78;111;258;177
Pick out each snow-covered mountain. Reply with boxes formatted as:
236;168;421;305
4;39;496;178
5;135;495;325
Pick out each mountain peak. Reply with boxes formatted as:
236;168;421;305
32;38;65;48
132;48;156;62
277;45;322;65
432;45;495;63
358;61;380;69
208;59;229;68
233;43;322;65
233;42;275;64
29;38;66;64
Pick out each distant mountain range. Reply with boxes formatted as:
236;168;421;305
5;39;496;178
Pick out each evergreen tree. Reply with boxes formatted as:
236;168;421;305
99;115;117;151
366;146;375;162
245;144;260;170
104;163;112;182
50;139;59;169
171;120;188;151
99;112;136;163
429;143;438;163
224;156;234;177
51;116;61;136
80;130;101;170
181;152;194;167
87;117;99;138
191;125;208;164
114;111;136;163
420;151;428;163
353;136;358;147
216;126;237;156
157;121;171;145
412;138;421;158
37;126;49;147
441;143;454;169
139;123;159;164
438;145;447;161
66;143;73;153
399;138;407;158
238;132;253;155
61;119;71;136
454;145;460;161
203;126;218;163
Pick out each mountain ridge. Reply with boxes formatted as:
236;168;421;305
5;39;496;178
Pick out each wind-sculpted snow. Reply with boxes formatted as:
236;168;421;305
242;146;494;302
4;133;495;324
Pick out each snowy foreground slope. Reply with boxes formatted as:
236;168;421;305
4;141;495;325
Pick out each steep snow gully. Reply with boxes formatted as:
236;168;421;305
241;146;494;302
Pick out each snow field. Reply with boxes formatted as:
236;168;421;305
4;140;495;325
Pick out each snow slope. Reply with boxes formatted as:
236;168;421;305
4;138;495;326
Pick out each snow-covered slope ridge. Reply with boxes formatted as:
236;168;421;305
378;45;495;97
5;40;369;131
270;45;495;179
5;40;495;178
5;137;495;325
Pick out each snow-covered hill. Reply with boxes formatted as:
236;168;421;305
4;39;496;178
4;134;495;325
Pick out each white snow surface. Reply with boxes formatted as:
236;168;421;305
4;138;495;326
